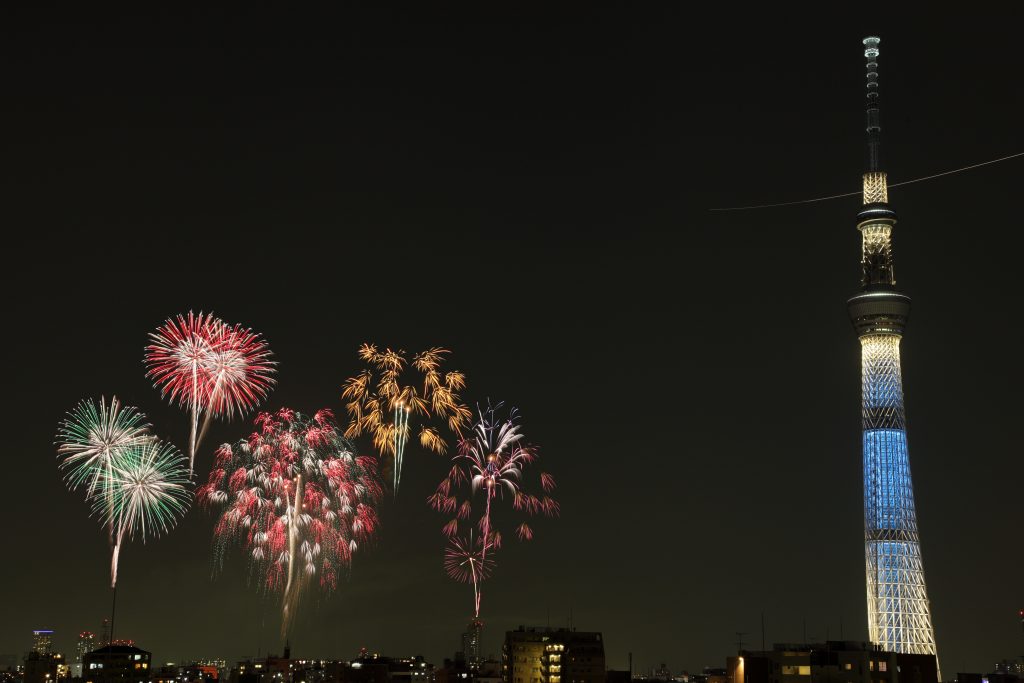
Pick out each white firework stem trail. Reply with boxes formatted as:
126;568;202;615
110;517;127;589
480;490;493;564
471;554;482;618
197;372;228;448
393;406;410;493
189;365;200;476
282;474;303;636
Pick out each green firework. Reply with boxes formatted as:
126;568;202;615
56;396;152;497
94;439;193;543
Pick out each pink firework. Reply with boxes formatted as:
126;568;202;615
430;402;558;617
444;535;494;618
199;408;382;635
144;312;275;474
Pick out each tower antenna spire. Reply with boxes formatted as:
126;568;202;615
861;37;889;206
864;36;883;173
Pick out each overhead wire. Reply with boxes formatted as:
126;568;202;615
708;151;1024;212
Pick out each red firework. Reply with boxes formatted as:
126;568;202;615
199;408;382;634
144;311;222;409
144;311;275;473
203;322;276;419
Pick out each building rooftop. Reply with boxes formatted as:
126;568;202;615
87;646;150;656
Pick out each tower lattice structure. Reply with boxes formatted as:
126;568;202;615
846;37;939;669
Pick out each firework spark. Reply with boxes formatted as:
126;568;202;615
342;344;470;492
144;311;275;474
199;408;382;635
430;402;558;617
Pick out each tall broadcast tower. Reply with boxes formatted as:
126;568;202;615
846;37;939;666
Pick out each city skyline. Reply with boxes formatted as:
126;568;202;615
3;6;1022;677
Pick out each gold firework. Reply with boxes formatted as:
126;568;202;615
342;343;470;491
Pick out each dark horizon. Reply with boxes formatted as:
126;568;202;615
3;6;1022;676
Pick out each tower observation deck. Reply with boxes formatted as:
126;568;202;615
846;37;939;671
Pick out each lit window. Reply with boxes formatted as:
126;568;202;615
878;663;887;673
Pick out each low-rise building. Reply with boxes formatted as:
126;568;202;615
724;641;937;683
83;645;153;683
25;652;67;683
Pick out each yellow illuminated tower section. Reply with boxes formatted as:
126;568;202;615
847;37;939;668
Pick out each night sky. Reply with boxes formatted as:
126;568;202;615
4;7;1022;677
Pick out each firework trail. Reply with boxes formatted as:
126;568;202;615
144;312;275;475
342;344;470;493
444;534;494;618
56;398;191;588
430;402;558;617
199;408;383;636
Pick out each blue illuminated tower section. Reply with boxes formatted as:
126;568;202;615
846;37;939;665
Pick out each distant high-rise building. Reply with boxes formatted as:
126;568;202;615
995;660;1024;677
74;633;96;678
32;632;54;656
845;36;939;668
463;620;484;668
502;627;604;683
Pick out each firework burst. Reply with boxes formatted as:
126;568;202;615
144;311;275;474
199;408;383;635
93;440;193;586
430;402;558;617
56;396;152;498
444;535;494;617
56;398;192;588
342;344;470;492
